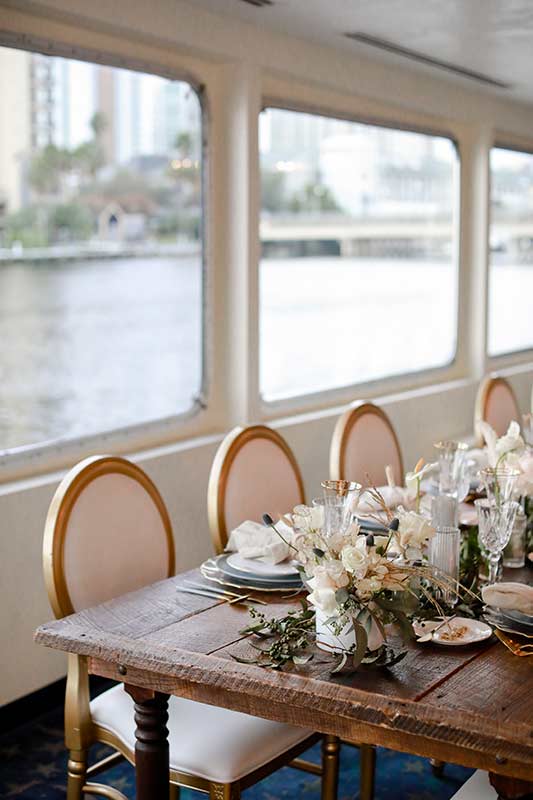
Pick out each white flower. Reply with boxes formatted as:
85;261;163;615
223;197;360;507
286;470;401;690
292;504;323;532
479;420;524;467
307;569;339;615
405;460;437;499
320;560;350;588
395;507;435;551
496;421;524;461
516;451;533;497
341;543;369;578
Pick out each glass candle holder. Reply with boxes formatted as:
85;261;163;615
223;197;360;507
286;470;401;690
434;440;468;498
503;504;527;568
321;480;361;537
429;526;460;606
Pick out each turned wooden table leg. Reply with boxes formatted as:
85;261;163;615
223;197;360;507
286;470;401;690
125;684;170;800
489;773;533;800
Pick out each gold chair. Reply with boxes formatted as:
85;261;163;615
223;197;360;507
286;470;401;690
474;374;520;444
208;424;374;800
208;424;305;552
330;401;404;487
43;454;336;800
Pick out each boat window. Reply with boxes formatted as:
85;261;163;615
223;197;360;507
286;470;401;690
489;146;533;356
0;46;204;450
259;106;459;402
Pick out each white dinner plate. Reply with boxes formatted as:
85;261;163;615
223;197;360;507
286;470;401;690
413;617;492;646
226;553;300;577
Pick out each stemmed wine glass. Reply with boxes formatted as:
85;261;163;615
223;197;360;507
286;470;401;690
475;498;519;584
479;466;520;505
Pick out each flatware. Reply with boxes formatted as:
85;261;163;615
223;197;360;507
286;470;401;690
176;585;252;606
183;580;268;605
494;629;533;657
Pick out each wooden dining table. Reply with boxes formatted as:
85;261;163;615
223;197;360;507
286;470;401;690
35;568;533;800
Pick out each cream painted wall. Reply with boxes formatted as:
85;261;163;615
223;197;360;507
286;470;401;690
0;0;533;705
2;371;532;706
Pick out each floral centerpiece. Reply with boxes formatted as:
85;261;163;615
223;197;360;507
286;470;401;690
236;479;463;675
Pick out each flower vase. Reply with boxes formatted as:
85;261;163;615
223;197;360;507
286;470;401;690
315;606;384;655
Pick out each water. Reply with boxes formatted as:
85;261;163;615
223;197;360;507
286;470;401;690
0;256;202;449
0;256;531;450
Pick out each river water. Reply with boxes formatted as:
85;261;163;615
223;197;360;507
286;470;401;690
0;255;528;450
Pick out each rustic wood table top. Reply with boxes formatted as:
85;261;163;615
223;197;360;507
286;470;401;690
35;568;533;798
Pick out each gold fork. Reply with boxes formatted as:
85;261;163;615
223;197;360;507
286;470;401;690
494;629;533;657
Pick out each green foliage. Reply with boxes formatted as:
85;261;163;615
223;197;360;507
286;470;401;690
234;603;315;670
28;144;73;194
288;183;341;213
3;206;48;247
48;203;93;242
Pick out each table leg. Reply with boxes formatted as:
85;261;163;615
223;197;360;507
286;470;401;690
125;684;170;800
489;773;533;799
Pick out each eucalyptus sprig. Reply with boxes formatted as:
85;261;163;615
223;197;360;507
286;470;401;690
233;603;315;670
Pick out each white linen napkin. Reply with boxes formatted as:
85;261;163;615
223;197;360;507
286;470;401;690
225;520;292;564
355;486;414;514
482;582;533;616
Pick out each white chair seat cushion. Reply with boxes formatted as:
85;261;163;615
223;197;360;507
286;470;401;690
91;684;312;783
450;770;497;799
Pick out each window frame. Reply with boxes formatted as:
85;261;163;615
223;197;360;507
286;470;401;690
0;32;211;471
257;98;463;415
487;140;533;366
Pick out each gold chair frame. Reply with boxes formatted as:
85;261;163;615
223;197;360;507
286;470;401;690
207;424;305;554
44;455;339;800
474;374;519;446
329;401;404;485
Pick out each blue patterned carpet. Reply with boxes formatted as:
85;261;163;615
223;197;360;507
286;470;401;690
0;701;473;799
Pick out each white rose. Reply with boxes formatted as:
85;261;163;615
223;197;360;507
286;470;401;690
341;544;369;578
396;508;435;550
320;560;350;588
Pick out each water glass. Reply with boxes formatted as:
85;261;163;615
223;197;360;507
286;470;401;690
429;526;460;606
434;440;469;499
479;466;520;505
475;498;519;583
321;480;361;537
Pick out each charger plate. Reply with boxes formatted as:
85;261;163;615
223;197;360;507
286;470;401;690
201;556;304;593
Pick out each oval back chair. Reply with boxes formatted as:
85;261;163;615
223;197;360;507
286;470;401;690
44;455;330;800
474;375;520;444
330;401;404;487
208;425;305;554
44;455;174;618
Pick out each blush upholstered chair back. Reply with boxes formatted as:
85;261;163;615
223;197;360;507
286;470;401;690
43;455;174;618
207;425;305;554
475;375;520;444
330;401;404;487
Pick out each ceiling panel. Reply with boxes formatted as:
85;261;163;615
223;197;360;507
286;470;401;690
188;0;533;102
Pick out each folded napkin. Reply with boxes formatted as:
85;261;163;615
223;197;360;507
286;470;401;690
482;582;533;616
225;519;292;564
356;485;414;514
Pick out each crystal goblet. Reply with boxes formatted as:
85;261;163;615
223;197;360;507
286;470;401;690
475;498;519;584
